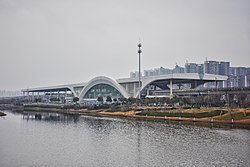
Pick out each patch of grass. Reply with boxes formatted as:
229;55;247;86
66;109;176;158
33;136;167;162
137;110;226;118
108;106;131;112
215;114;232;120
215;112;250;120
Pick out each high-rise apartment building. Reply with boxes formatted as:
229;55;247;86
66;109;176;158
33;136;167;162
144;67;176;77
185;62;204;74
172;64;184;73
228;67;250;87
204;61;220;74
203;60;230;88
185;63;198;73
158;67;172;75
197;64;204;74
144;70;156;77
219;62;230;75
130;59;249;88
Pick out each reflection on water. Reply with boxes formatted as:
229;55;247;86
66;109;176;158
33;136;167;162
0;110;250;167
22;111;80;122
20;110;250;130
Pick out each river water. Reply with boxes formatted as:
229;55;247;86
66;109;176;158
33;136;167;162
0;110;250;167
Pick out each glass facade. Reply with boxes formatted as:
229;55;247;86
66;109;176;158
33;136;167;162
83;84;123;99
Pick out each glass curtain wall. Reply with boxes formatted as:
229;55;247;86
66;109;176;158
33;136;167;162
83;84;123;99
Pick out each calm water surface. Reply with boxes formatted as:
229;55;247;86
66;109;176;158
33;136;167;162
0;110;250;167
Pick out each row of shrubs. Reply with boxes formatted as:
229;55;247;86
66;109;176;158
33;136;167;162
137;110;227;118
24;104;64;109
24;104;87;110
107;106;143;112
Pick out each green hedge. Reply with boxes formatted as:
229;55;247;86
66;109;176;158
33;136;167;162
137;110;226;118
24;104;64;109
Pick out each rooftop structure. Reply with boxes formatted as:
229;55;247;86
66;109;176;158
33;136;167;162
22;73;228;102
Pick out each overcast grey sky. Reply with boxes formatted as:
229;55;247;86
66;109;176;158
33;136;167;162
0;0;250;90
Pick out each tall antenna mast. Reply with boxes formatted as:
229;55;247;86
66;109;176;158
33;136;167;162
138;41;142;99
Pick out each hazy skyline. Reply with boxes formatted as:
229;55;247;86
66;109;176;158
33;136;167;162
1;0;250;90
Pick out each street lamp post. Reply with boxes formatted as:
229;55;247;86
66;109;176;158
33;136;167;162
138;43;142;99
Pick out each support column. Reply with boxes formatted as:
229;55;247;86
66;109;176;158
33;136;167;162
170;80;173;98
45;92;47;103
57;91;60;103
64;89;67;103
49;91;52;103
32;92;34;103
223;81;226;88
133;83;136;97
65;90;67;97
27;91;30;103
126;84;129;92
146;85;150;97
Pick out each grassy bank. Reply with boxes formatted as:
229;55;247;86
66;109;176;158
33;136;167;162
215;112;250;120
19;103;250;125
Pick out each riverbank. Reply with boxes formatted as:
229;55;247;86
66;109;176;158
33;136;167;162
0;111;6;116
2;103;250;126
20;103;250;125
0;104;23;111
99;108;250;125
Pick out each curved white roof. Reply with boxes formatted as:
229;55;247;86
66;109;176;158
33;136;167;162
22;73;228;98
78;76;130;99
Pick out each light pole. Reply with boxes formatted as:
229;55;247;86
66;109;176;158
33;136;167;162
138;43;142;99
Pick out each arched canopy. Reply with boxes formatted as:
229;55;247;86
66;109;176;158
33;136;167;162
135;78;162;98
79;76;129;99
